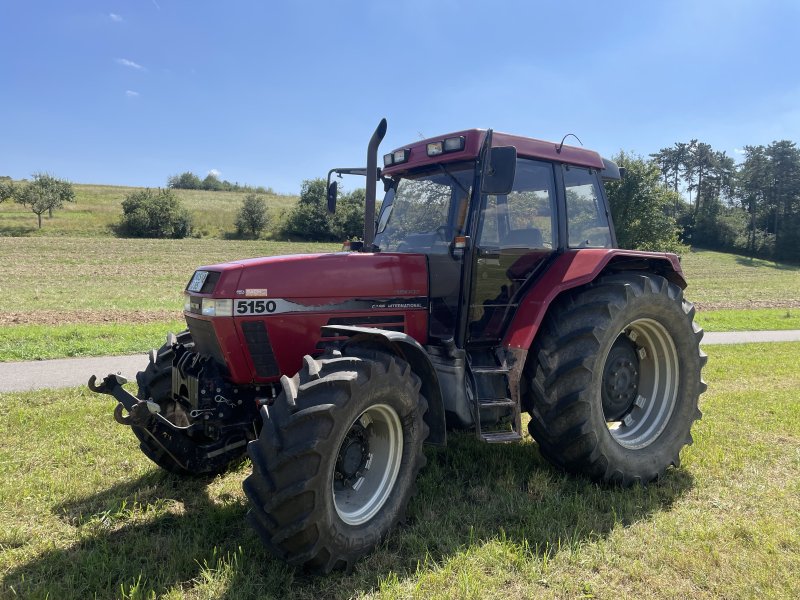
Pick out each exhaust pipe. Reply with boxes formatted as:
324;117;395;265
364;118;387;249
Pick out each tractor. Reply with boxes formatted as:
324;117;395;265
89;119;706;573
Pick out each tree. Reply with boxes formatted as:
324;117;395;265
202;173;223;191
119;188;192;238
235;193;269;238
0;180;13;204
605;152;684;253
167;171;202;190
14;173;75;229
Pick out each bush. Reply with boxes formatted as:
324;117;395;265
119;188;192;238
235;193;269;238
282;179;334;240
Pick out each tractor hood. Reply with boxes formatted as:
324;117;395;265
192;252;429;305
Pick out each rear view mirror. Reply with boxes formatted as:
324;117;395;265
481;146;517;195
327;181;338;213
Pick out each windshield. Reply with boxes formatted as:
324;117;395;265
373;161;474;253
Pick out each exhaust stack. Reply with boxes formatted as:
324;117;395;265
364;118;387;249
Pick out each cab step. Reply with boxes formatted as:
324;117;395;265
480;431;523;443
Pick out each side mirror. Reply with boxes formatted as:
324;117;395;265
327;181;338;213
481;146;517;195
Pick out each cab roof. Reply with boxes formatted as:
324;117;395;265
382;129;605;176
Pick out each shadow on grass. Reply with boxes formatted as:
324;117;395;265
0;224;37;236
734;256;800;271
3;434;694;600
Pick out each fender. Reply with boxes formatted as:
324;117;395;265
503;249;686;350
320;325;446;446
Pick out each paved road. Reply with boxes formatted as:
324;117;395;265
1;330;799;393
0;354;146;393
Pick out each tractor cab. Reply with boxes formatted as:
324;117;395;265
331;126;620;350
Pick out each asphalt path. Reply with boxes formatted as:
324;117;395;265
1;330;799;394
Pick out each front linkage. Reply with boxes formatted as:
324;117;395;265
89;336;261;474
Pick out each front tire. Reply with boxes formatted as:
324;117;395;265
243;348;428;573
527;272;707;485
134;331;251;476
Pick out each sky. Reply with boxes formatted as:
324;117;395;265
1;0;799;194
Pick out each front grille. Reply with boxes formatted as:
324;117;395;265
185;316;225;365
241;320;279;378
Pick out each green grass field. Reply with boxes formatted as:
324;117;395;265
0;239;798;361
1;343;798;599
0;183;299;238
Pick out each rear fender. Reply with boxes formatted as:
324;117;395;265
503;249;685;350
320;325;446;446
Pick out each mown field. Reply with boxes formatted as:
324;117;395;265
1;343;798;599
0;183;299;238
0;237;798;361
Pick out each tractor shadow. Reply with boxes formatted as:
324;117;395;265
3;435;693;599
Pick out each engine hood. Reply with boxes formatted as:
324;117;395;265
197;252;429;303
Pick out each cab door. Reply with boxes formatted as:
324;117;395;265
467;158;558;344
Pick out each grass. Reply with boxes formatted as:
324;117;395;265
0;183;299;238
0;321;185;361
693;307;800;332
0;237;339;315
0;241;798;363
1;343;798;598
679;248;800;310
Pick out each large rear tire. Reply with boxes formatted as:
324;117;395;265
243;348;428;573
526;272;707;485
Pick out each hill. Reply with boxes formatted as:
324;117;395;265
0;182;299;238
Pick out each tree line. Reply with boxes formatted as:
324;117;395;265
648;138;800;261
167;171;275;195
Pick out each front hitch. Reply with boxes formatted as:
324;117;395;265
88;373;164;428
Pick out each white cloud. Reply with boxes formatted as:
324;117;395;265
208;169;221;178
125;90;140;97
116;58;146;71
109;13;123;22
734;148;746;154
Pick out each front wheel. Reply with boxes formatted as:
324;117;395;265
243;348;428;573
527;272;707;485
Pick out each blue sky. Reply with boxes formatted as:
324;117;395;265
1;0;798;194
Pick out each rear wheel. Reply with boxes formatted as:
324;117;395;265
526;272;707;485
243;348;428;573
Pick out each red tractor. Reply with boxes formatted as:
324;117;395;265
90;120;706;573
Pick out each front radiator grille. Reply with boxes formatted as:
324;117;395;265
241;320;279;378
185;316;225;365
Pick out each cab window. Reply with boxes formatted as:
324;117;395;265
564;166;612;248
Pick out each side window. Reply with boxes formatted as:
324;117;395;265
564;166;612;248
477;159;556;250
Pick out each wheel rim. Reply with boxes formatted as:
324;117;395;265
603;318;680;449
333;404;404;526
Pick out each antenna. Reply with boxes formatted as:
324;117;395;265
556;133;583;154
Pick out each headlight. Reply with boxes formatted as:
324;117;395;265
201;298;233;317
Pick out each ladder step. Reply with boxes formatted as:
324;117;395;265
478;398;516;408
481;431;523;444
471;366;510;374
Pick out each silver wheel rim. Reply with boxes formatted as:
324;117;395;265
333;404;404;526
604;318;680;449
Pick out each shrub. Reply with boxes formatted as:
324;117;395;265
235;193;269;238
119;188;192;238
